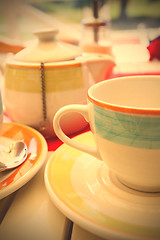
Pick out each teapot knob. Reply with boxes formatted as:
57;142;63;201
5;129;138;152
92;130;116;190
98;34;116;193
33;28;58;41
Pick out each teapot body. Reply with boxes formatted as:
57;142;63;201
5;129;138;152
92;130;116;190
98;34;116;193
4;29;115;138
4;60;93;138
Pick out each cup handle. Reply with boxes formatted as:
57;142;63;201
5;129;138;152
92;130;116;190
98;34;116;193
53;104;101;160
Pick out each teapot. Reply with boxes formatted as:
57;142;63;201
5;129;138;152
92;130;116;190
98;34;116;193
4;29;115;138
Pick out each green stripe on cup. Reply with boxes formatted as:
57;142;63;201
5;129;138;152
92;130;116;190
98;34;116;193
94;105;160;149
5;65;83;93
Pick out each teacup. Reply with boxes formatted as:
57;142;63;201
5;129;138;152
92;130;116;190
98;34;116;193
53;75;160;193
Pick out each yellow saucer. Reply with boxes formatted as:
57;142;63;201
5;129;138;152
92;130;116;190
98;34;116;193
45;132;160;240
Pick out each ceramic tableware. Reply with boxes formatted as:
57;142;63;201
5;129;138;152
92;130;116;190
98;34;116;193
0;122;47;199
45;132;160;240
54;75;160;192
4;28;115;138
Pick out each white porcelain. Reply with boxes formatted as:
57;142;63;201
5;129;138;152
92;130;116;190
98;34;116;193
45;132;160;240
4;29;115;138
14;29;81;62
53;75;160;192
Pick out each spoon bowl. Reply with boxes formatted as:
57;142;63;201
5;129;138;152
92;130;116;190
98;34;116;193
0;141;27;172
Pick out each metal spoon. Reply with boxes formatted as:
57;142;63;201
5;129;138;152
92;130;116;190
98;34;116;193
0;141;27;172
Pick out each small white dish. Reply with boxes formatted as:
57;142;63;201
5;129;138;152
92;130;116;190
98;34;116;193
45;132;160;240
0;122;48;199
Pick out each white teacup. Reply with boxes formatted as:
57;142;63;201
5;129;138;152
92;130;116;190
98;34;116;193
53;75;160;192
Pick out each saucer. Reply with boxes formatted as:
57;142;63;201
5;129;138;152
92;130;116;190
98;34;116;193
45;132;160;240
0;122;47;199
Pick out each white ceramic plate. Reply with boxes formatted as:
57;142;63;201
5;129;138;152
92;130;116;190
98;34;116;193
45;132;160;240
0;122;48;199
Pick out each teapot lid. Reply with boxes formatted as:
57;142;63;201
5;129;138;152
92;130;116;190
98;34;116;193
14;29;81;63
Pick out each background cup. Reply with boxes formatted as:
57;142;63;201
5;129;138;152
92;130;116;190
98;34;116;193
53;75;160;193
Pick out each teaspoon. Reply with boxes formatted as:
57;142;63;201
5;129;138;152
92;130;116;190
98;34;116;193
0;141;27;172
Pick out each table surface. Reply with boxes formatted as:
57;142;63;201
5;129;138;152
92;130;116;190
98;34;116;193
0;28;160;240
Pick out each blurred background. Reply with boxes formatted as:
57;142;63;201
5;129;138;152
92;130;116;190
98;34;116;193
0;0;160;76
0;0;160;42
